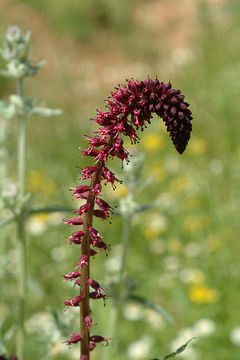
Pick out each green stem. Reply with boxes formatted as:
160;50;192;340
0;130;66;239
16;218;27;360
119;215;132;281
16;78;27;360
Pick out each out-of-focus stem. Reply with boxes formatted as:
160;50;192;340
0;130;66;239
119;215;132;281
16;78;27;360
105;192;133;360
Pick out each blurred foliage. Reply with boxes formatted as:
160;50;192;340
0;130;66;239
19;0;144;41
1;0;240;360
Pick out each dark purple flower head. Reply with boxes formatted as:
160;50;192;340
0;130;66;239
63;78;192;357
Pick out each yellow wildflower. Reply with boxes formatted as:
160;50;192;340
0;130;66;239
189;285;220;304
188;138;208;155
141;133;166;152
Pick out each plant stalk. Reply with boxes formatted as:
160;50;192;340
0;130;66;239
80;134;115;358
16;78;27;360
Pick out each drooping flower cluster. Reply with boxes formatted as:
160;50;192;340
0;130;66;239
63;78;192;359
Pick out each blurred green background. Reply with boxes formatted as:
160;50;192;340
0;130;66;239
1;0;240;359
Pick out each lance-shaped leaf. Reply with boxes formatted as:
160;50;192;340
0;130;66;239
30;106;62;117
151;337;196;360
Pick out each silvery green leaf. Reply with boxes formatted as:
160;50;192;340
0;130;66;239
30;107;62;117
34;60;46;70
0;69;12;77
7;60;28;78
24;30;31;43
26;60;46;76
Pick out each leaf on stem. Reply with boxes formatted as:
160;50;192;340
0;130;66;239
151;337;196;360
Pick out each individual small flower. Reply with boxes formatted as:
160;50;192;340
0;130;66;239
90;335;110;346
95;198;112;214
93;209;109;219
89;343;96;351
81;166;98;179
188;285;220;304
89;226;103;241
90;249;101;256
62;271;81;281
77;203;91;216
84;315;96;331
67;333;82;345
88;279;107;295
90;292;107;305
68;231;85;244
64;296;84;307
69;185;90;199
63;217;83;227
75;254;88;268
92;182;102;196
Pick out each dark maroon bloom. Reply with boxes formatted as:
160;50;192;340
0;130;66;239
64;296;83;307
88;279;107;295
74;279;81;287
95;198;112;214
77;203;91;216
81;166;98;179
90;291;106;305
92;182;102;196
63;217;83;227
90;343;96;351
69;185;90;198
89;227;103;241
63;77;192;358
85;135;107;147
63;271;81;281
90;249;99;256
67;333;82;345
93;209;108;219
84;315;94;331
102;166;122;186
90;335;110;346
68;230;85;244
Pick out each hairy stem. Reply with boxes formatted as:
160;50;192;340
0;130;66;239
80;134;115;358
16;78;27;360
